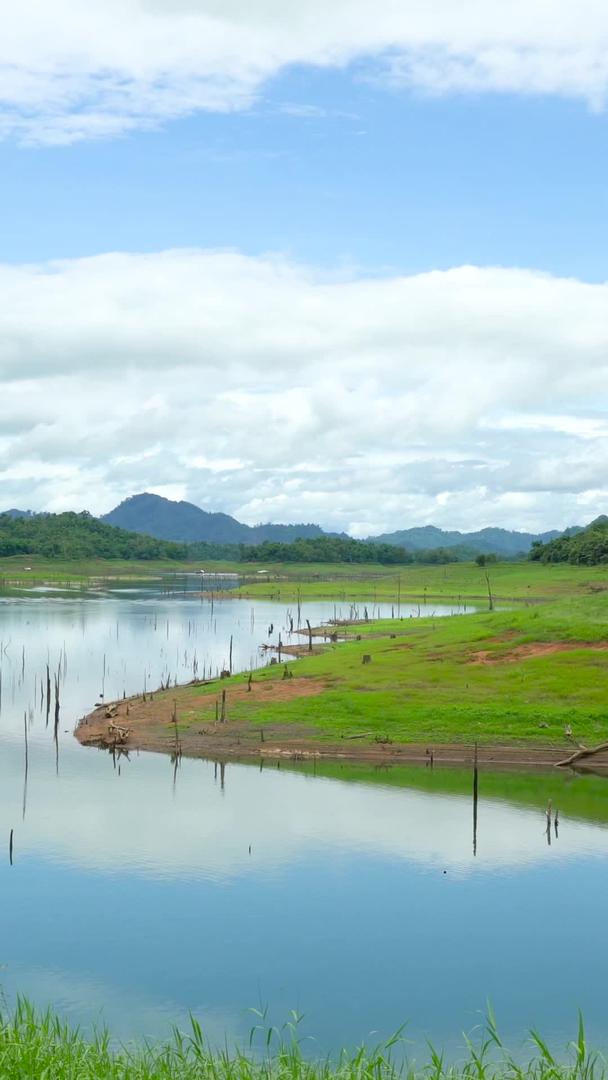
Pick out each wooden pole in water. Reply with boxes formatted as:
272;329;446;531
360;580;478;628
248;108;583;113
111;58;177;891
9;828;13;866
484;571;494;611
306;619;313;653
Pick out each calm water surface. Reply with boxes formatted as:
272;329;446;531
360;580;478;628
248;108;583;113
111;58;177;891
0;578;606;1057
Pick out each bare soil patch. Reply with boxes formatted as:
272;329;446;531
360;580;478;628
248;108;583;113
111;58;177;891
75;676;608;771
469;641;608;665
76;676;328;754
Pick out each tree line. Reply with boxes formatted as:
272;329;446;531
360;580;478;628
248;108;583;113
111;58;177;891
237;537;468;564
529;516;608;564
0;511;511;565
0;512;189;560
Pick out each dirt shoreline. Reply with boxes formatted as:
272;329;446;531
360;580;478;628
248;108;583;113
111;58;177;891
75;691;608;772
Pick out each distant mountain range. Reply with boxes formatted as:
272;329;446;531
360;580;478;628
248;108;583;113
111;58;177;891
5;492;586;557
370;524;577;557
98;492;582;557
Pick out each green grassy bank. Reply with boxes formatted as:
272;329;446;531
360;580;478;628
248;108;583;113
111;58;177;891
141;587;608;750
0;1001;602;1080
0;555;207;585
229;560;608;602
1;556;606;601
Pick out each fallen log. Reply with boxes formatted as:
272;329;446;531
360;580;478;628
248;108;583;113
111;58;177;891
108;721;130;744
554;740;608;768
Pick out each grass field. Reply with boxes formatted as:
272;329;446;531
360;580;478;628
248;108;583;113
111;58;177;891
127;585;608;751
6;555;606;753
0;555;206;585
0;999;601;1080
1;554;606;602
231;560;608;602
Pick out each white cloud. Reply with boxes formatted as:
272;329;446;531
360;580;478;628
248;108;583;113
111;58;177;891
1;249;608;531
2;2;608;143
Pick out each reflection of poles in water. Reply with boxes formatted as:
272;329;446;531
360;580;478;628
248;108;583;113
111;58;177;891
9;828;13;866
220;761;225;791
554;808;559;839
472;742;479;857
53;670;60;775
546;799;552;846
45;663;51;727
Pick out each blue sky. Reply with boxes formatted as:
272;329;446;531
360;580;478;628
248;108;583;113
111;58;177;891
3;73;608;281
2;1;608;533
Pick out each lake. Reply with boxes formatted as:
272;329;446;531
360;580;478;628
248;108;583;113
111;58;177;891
0;577;606;1059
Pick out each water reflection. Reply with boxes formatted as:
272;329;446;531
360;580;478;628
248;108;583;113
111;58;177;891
0;588;467;742
1;747;608;1054
7;749;608;878
0;586;607;1055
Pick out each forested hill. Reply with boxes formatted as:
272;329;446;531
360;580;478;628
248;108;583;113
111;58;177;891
2;499;599;564
372;523;571;557
101;493;330;545
530;516;608;564
0;513;484;565
0;512;191;560
101;493;578;556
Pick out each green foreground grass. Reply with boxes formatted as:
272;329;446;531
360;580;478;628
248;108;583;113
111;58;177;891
165;586;608;749
0;1001;604;1080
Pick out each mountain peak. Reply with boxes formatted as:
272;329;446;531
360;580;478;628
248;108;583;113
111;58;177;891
101;493;327;545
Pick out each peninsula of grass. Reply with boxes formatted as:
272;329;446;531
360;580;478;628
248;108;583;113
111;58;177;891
0;1000;603;1080
78;569;608;765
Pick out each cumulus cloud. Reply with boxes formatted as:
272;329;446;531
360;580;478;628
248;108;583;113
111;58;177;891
2;1;608;143
1;248;608;532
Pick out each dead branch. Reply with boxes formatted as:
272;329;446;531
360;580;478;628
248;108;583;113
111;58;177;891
108;721;130;744
554;740;608;768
